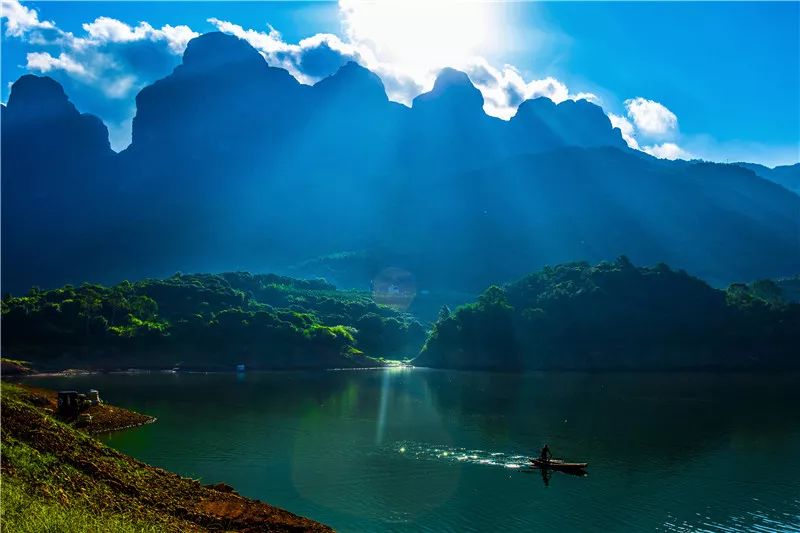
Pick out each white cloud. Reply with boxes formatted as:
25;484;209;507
1;0;200;138
207;17;286;54
608;112;639;150
207;17;375;86
1;0;54;37
26;51;90;78
81;17;197;54
609;97;690;159
642;142;691;160
624;97;678;139
160;24;199;54
103;75;137;99
459;59;598;119
83;17;149;42
3;0;199;103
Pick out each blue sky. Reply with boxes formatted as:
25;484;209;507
1;1;798;166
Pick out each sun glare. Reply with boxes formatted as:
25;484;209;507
340;0;495;74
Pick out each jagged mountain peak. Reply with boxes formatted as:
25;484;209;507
412;67;484;112
7;74;76;119
3;74;111;157
3;32;799;294
431;67;475;90
514;96;557;115
175;31;297;89
513;96;626;149
181;31;266;71
514;96;605;121
314;60;388;103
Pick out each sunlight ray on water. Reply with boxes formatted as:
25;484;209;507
661;506;800;533
387;441;531;469
375;368;392;444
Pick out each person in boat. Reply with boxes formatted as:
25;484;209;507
539;444;552;463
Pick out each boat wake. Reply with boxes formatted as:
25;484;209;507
389;441;530;469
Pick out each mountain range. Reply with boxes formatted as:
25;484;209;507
734;162;800;194
2;31;799;294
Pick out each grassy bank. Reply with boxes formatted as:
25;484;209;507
0;382;332;532
1;475;163;533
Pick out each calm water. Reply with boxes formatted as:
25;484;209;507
26;370;800;532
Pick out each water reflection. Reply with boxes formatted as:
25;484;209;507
528;465;588;487
23;370;800;533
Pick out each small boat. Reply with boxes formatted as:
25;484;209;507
530;458;588;471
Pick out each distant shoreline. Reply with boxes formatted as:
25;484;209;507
12;364;800;379
9;362;413;378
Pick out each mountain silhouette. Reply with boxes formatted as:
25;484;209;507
2;74;112;169
131;32;302;160
413;67;486;114
735;162;800;194
511;97;628;150
1;75;116;290
2;32;798;293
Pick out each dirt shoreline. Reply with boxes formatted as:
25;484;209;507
4;384;158;434
0;382;334;532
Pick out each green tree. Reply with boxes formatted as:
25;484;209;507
130;295;158;322
750;280;784;305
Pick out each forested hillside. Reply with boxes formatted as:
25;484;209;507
1;272;425;370
416;258;800;370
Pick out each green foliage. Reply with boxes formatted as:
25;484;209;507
1;272;426;368
0;385;163;532
418;258;800;370
421;285;517;370
0;477;162;533
725;279;786;308
477;285;512;309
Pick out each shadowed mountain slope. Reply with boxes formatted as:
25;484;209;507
735;162;800;194
2;32;798;293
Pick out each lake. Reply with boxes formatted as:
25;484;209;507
25;370;800;532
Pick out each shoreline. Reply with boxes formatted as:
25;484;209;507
7;362;415;378
0;382;333;531
90;416;158;435
0;383;158;435
11;364;800;379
